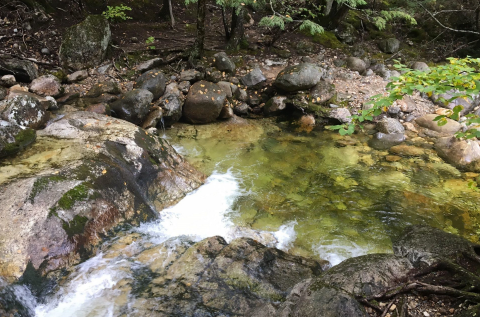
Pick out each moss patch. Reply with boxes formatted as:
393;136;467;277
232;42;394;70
62;215;89;238
2;128;36;158
310;31;346;50
58;183;90;210
29;175;66;203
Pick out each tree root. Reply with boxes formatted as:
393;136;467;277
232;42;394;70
414;260;480;291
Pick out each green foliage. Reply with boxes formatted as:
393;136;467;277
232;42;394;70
102;4;132;22
145;36;155;50
370;10;417;30
299;20;324;36
329;57;480;140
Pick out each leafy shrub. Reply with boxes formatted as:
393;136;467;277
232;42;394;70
329;57;480;138
102;4;132;22
145;36;155;50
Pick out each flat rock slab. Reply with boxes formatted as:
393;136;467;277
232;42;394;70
0;111;204;281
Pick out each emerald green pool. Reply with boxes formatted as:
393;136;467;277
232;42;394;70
165;118;480;265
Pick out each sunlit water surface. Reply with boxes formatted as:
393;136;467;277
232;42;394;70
5;119;480;316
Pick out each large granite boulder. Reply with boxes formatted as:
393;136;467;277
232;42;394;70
213;52;236;74
135;69;167;100
128;236;322;316
0;55;39;82
0;120;36;158
435;136;480;172
416;114;462;135
0;111;205;280
183;80;227;124
319;254;413;296
378;38;400;54
110;89;154;125
29;74;63;97
393;225;480;267
275;63;323;92
59;15;111;71
255;279;367;317
0;93;49;129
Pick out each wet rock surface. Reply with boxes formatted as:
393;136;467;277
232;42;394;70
0;111;205;280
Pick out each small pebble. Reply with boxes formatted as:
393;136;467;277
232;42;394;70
41;48;50;55
424;312;430;317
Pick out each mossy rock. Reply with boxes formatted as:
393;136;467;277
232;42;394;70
59;15;111;71
0;120;36;158
310;31;346;50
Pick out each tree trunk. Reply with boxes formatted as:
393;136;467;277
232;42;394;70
227;7;245;50
189;0;206;64
320;0;350;29
159;0;170;18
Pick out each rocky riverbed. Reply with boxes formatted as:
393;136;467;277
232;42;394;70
2;15;480;317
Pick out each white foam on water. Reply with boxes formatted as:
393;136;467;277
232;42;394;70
314;239;373;267
22;171;299;316
273;221;297;251
137;171;240;243
34;255;130;317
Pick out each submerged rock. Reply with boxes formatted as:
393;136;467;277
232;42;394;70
368;132;405;150
275;63;323;92
59;15;111;71
0;111;205;280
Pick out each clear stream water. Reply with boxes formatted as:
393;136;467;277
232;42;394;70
4;119;480;316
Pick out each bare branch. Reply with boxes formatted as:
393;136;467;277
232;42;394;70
416;0;480;35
